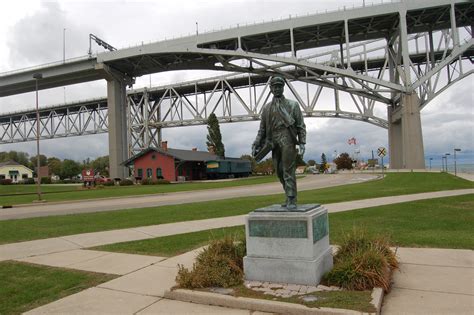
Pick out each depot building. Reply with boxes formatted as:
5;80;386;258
123;141;251;182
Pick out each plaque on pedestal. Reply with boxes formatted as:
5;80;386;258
243;204;333;285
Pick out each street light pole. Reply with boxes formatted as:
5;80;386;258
445;153;451;173
442;156;446;172
454;148;461;176
33;73;43;201
429;158;433;171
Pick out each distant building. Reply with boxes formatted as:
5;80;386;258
123;142;251;182
296;166;307;174
0;160;33;183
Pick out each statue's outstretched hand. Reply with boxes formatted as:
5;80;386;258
298;144;305;157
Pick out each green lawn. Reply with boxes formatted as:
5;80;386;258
0;184;79;195
94;226;244;256
0;173;471;245
93;194;474;256
0;261;116;315
0;175;280;205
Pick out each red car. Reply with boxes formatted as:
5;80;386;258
95;175;112;183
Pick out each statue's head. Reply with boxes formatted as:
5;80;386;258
270;76;285;98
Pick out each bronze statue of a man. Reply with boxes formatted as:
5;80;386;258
252;76;306;210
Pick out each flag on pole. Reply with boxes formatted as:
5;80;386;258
347;137;357;145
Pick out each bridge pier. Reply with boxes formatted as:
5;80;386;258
97;63;133;179
388;93;425;169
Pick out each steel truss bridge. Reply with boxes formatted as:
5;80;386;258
0;0;472;177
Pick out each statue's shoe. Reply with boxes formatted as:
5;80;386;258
287;203;297;211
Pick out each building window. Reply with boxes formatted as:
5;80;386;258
151;154;156;160
156;168;163;179
0;175;5;179
146;168;153;178
137;168;143;178
22;174;28;179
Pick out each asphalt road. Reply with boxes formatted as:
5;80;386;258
1;173;378;221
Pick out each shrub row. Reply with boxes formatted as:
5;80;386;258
141;178;171;185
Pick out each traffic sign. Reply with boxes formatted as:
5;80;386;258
377;147;387;157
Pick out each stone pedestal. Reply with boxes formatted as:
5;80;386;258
243;204;333;285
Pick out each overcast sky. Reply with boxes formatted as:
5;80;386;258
0;0;472;166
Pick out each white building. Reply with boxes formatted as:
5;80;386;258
0;160;34;183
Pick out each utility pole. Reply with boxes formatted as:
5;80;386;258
33;73;43;201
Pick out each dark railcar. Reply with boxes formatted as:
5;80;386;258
206;159;251;179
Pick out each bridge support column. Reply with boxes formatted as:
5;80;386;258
107;77;129;179
388;93;425;169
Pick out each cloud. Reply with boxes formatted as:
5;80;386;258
6;1;101;68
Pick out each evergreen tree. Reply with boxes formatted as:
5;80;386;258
319;153;327;173
206;113;225;158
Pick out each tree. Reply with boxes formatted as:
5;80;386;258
307;159;316;166
60;159;81;179
240;154;257;174
0;150;30;167
296;154;306;167
319;153;327;173
29;154;48;168
47;157;62;176
91;155;109;176
334;152;353;170
206;113;225;158
255;158;274;175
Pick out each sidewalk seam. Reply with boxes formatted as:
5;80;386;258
400;262;474;269
58;236;86;248
133;298;164;315
392;286;474;296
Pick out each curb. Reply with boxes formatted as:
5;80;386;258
164;287;384;315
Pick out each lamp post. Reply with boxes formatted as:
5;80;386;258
33;73;43;201
445;153;451;173
441;156;446;172
454;148;461;176
429;158;433;171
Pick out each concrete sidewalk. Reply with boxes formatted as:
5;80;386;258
382;247;474;315
14;246;474;314
1;188;472;262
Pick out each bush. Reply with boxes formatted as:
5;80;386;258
324;229;398;292
141;178;171;185
0;179;12;185
40;177;52;184
176;235;246;289
141;178;154;185
103;181;115;186
119;179;134;186
19;178;35;185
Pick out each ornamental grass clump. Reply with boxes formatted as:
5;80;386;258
324;229;398;292
176;235;246;289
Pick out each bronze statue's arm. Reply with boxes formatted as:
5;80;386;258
294;104;306;145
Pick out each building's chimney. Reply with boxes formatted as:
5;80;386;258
192;147;197;151
161;141;168;151
208;145;215;154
